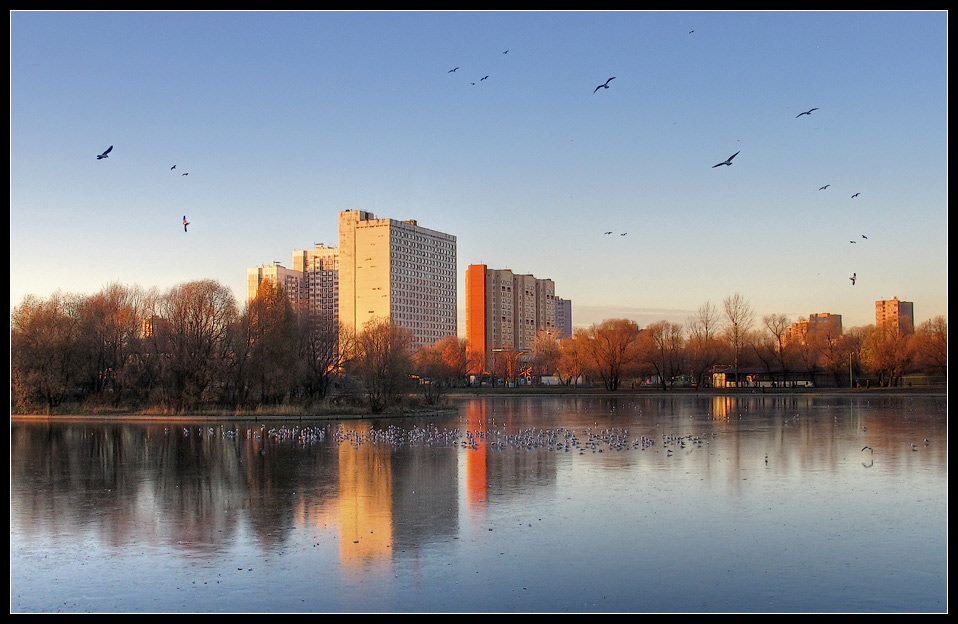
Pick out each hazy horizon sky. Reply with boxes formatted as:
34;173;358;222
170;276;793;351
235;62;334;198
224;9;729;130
10;11;947;332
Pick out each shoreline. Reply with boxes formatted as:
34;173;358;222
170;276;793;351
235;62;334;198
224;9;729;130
11;386;945;421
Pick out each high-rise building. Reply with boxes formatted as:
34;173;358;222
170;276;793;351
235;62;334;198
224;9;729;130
465;264;559;371
876;298;915;335
556;297;573;339
292;244;340;328
247;263;305;311
784;312;842;346
338;210;457;348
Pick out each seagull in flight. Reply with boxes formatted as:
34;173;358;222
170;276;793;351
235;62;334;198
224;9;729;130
851;192;860;198
96;145;113;160
796;107;819;118
862;234;868;239
448;67;459;73
849;272;857;285
819;184;830;190
182;172;189;176
183;216;190;232
481;75;489;81
171;164;176;170
712;151;740;168
862;446;873;452
593;77;615;93
503;50;509;54
604;231;613;235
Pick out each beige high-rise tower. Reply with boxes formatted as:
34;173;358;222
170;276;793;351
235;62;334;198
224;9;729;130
338;210;457;348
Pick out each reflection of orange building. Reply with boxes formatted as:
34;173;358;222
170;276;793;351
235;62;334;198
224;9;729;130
463;401;489;509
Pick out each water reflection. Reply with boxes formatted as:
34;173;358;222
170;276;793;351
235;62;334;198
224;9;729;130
10;393;947;612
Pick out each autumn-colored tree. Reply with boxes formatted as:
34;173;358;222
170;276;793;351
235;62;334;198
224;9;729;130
413;335;469;404
909;316;947;375
531;330;562;383
557;332;588;386
640;320;686;390
860;325;910;387
11;292;85;413
582;318;643;391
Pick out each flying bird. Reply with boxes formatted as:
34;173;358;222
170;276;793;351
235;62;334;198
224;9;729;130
689;29;695;34
181;172;188;176
796;107;819;118
503;50;509;54
604;231;613;235
593;77;615;93
819;185;830;190
862;234;868;239
96;145;113;160
481;75;489;81
851;192;860;198
620;232;628;236
170;164;176;170
183;216;190;232
712;151;740;168
849;273;857;285
448;67;459;73
862;446;873;452
850;240;857;244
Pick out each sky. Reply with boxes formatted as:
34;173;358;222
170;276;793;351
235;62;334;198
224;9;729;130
10;10;948;333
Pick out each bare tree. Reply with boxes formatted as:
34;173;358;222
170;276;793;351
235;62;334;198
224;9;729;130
640;320;686;390
723;293;754;387
349;317;414;413
151;279;238;411
762;313;791;386
297;313;350;402
685;302;726;388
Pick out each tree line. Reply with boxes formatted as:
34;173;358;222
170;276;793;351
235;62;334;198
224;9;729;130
11;281;947;415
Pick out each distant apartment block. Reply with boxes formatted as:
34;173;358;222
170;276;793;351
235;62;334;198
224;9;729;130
556;297;573;339
338;210;457;348
465;264;560;370
247;211;457;348
292;243;340;328
784;312;843;346
876;297;914;335
247;263;305;310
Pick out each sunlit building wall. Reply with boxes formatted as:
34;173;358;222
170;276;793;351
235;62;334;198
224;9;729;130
556;297;573;339
338;210;457;348
246;263;305;311
293;244;340;328
876;297;915;335
465;264;559;371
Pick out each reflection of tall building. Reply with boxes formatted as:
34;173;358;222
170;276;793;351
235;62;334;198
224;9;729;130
338;210;457;348
336;423;394;567
465;264;559;371
876;297;915;335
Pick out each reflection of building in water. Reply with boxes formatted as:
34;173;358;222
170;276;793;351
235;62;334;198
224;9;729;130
463;401;489;508
336;424;394;566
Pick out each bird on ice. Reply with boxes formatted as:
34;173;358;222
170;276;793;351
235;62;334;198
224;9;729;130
96;145;113;160
183;216;190;232
796;107;819;118
819;185;830;190
849;273;857;285
593;77;615;93
712;151;740;168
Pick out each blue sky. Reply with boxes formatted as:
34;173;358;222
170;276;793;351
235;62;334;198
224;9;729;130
10;11;947;331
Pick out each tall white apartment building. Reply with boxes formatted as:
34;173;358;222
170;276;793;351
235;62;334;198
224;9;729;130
338;210;457;348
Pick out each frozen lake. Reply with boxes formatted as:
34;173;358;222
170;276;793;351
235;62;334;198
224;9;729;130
10;392;948;613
